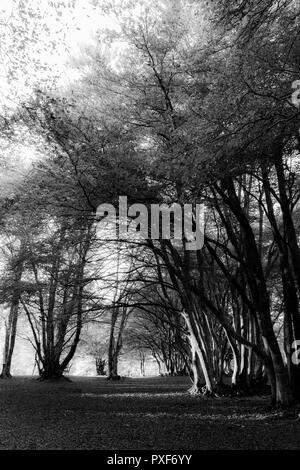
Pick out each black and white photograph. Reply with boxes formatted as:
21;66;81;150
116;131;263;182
0;0;300;459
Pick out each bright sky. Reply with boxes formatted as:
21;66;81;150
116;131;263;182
0;0;121;183
0;0;119;108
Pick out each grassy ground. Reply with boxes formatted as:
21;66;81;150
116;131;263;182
0;375;299;450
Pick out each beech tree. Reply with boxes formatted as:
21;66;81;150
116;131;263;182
75;0;300;404
18;215;99;380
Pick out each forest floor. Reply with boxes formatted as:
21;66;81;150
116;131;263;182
0;376;299;449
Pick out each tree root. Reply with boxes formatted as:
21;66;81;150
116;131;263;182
37;375;71;382
188;384;219;397
0;373;12;380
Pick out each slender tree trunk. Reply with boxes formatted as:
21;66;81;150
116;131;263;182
183;311;215;395
1;248;24;379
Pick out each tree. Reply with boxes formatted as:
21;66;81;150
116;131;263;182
78;0;300;404
18;214;100;379
79;324;109;376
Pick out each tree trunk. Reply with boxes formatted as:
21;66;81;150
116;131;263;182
183;311;215;395
1;303;19;378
